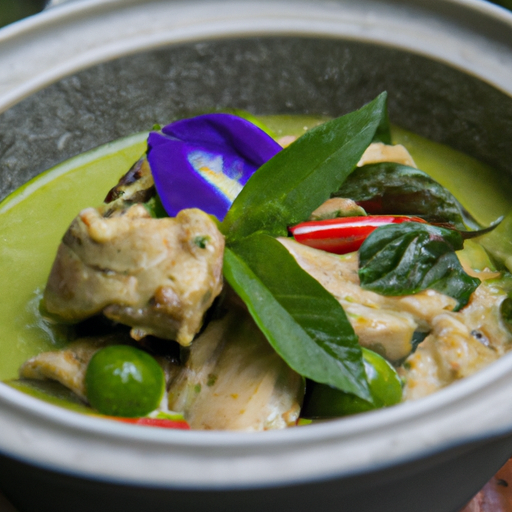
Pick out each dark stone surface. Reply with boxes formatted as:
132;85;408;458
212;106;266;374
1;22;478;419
1;36;512;200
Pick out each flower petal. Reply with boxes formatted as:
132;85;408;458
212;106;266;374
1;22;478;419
147;113;282;220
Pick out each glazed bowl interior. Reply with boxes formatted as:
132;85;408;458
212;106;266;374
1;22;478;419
3;1;512;510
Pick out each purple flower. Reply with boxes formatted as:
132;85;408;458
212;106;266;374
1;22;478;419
147;113;282;220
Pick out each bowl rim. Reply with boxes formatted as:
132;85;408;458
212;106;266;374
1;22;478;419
2;0;512;112
2;0;512;490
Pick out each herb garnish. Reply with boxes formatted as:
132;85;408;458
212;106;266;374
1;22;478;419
358;222;480;310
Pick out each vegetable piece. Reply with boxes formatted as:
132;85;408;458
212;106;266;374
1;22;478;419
301;348;402;418
333;162;469;229
104;156;155;207
85;345;165;417
147;113;282;220
221;92;390;242
289;215;426;255
358;222;480;310
107;417;190;429
19;334;132;401
223;233;371;401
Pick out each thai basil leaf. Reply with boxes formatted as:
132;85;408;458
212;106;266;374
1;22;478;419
458;217;503;240
221;92;390;242
223;233;371;401
359;222;480;310
373;103;392;145
334;162;467;229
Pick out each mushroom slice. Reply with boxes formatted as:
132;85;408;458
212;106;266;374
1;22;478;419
44;206;224;346
168;294;304;431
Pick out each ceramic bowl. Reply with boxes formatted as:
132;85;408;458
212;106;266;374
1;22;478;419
2;1;512;511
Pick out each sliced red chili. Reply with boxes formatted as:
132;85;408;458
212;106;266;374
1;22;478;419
107;416;190;429
289;215;427;254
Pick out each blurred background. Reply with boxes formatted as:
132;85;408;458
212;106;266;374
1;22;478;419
1;0;512;29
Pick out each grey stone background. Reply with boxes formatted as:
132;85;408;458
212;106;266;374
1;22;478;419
1;37;512;200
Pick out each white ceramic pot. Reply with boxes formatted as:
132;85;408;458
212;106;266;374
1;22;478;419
1;1;512;511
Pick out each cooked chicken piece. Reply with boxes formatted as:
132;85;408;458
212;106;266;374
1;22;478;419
278;238;455;362
20;335;124;400
357;142;417;168
44;205;224;346
277;135;297;148
19;334;180;402
168;293;304;431
309;198;366;220
401;283;512;400
344;302;417;362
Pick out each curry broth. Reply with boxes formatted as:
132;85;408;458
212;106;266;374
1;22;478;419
1;117;511;395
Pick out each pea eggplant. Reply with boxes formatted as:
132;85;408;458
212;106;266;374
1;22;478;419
301;348;402;419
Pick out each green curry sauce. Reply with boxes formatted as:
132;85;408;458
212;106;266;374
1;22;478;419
1;117;511;411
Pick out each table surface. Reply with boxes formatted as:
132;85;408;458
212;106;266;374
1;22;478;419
1;458;512;512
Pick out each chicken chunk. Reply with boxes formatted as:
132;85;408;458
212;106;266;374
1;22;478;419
357;142;417;168
44;205;224;346
20;334;126;400
19;334;180;402
167;293;304;431
278;238;455;362
401;282;512;400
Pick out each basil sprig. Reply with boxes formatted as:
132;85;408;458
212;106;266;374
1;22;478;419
359;222;480;310
219;93;390;398
221;93;390;242
224;234;370;401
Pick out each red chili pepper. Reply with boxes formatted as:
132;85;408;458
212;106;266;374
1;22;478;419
289;215;427;254
107;416;190;429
